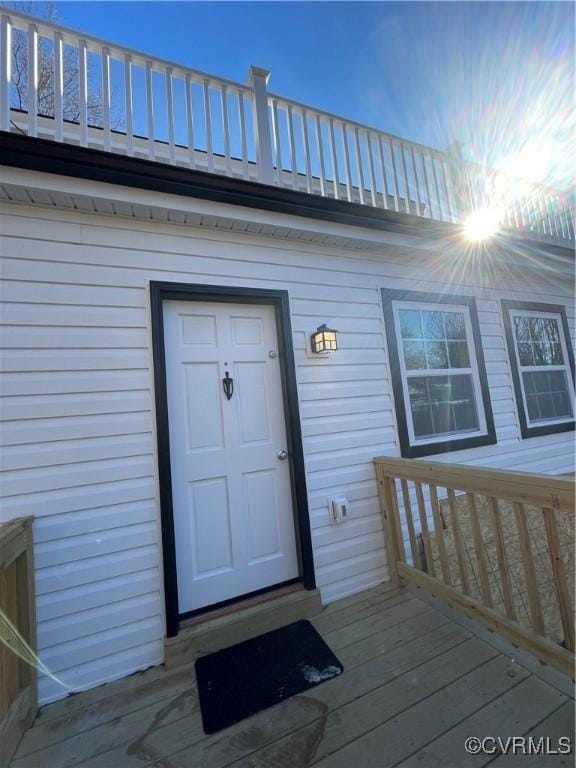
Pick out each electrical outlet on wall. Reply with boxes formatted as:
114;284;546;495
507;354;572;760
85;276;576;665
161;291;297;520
329;497;348;523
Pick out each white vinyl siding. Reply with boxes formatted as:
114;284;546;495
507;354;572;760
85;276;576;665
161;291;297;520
0;188;574;705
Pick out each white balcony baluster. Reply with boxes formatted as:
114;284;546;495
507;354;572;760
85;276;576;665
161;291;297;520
145;60;155;160
78;39;88;147
0;15;11;133
124;55;134;156
27;23;38;137
53;30;63;142
166;68;175;164
102;47;111;152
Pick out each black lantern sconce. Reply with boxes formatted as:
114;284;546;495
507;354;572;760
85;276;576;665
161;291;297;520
310;324;338;354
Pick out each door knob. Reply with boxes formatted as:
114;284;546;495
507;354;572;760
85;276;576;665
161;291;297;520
277;450;288;460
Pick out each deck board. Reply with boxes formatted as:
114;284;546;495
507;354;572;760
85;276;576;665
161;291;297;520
11;584;574;768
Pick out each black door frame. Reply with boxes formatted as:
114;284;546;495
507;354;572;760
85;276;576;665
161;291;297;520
150;281;315;637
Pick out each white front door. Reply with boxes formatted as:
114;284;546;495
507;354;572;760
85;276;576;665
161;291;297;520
163;300;299;614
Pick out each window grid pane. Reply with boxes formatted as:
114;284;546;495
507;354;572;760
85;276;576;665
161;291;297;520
408;373;480;439
399;309;471;371
514;316;565;367
512;312;574;427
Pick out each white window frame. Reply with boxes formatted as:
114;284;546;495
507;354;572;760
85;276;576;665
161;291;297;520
392;300;489;447
509;309;575;428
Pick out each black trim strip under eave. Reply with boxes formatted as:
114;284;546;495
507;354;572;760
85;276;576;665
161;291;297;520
0;131;462;239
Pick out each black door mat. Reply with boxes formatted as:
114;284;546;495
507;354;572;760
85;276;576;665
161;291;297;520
195;618;344;734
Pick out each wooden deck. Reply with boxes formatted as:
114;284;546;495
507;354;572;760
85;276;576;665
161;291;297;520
11;584;575;768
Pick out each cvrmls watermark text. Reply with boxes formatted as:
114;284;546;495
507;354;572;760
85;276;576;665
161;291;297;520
464;736;572;756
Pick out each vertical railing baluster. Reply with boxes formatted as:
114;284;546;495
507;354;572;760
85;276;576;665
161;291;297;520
367;132;378;207
185;74;195;168
301;109;313;193
466;492;492;606
409;147;421;217
513;501;545;635
431;154;445;221
415;482;435;577
53;30;63;142
399;143;411;214
489;498;515;619
166;68;175;164
378;137;391;211
542;507;575;652
271;98;282;185
447;489;470;594
429;485;451;584
376;468;400;585
353;126;365;204
287;104;298;190
440;158;457;222
203;78;214;172
145;60;155;159
0;15;11;133
124;54;133;156
400;480;421;570
78;39;88;146
388;477;407;565
102;47;111;152
237;89;249;179
27;23;38;137
220;84;231;175
328;118;340;200
390;141;402;212
422;152;435;219
342;124;353;202
315;114;327;197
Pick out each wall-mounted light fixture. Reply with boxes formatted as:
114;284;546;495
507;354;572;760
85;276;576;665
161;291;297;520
311;324;338;354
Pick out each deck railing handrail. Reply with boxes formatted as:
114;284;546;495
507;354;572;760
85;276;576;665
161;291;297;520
374;456;575;677
0;8;573;244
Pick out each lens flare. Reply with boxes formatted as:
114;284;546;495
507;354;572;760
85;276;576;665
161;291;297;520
464;208;500;241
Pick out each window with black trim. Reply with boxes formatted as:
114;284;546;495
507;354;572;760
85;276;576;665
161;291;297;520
501;300;575;439
382;289;496;458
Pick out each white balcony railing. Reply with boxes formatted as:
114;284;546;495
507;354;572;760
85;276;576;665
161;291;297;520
0;9;573;245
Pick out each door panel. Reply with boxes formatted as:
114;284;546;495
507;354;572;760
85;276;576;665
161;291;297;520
164;300;299;613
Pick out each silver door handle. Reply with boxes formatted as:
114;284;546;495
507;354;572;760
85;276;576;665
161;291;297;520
277;450;288;460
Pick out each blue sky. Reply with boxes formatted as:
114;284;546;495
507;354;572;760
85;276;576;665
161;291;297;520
12;1;575;184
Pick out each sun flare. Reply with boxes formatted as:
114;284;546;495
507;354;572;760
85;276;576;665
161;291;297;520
464;208;500;242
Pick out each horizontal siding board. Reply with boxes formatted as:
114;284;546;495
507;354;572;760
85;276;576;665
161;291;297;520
1;391;151;420
2;434;154;471
39;593;163;650
36;570;160;622
34;501;158;543
1;477;157;519
0;199;573;708
36;546;160;595
0;370;151;397
0;303;146;326
35;522;158;568
37;640;164;706
1;455;153;497
1;412;152;446
0;280;145;307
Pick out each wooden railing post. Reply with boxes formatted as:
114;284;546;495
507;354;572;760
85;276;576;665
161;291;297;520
375;465;401;585
247;65;275;186
0;517;37;768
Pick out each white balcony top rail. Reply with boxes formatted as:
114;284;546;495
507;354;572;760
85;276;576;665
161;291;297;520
0;8;573;245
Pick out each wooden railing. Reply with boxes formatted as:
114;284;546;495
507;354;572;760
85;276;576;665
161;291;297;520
0;517;37;768
374;457;575;677
0;8;573;245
